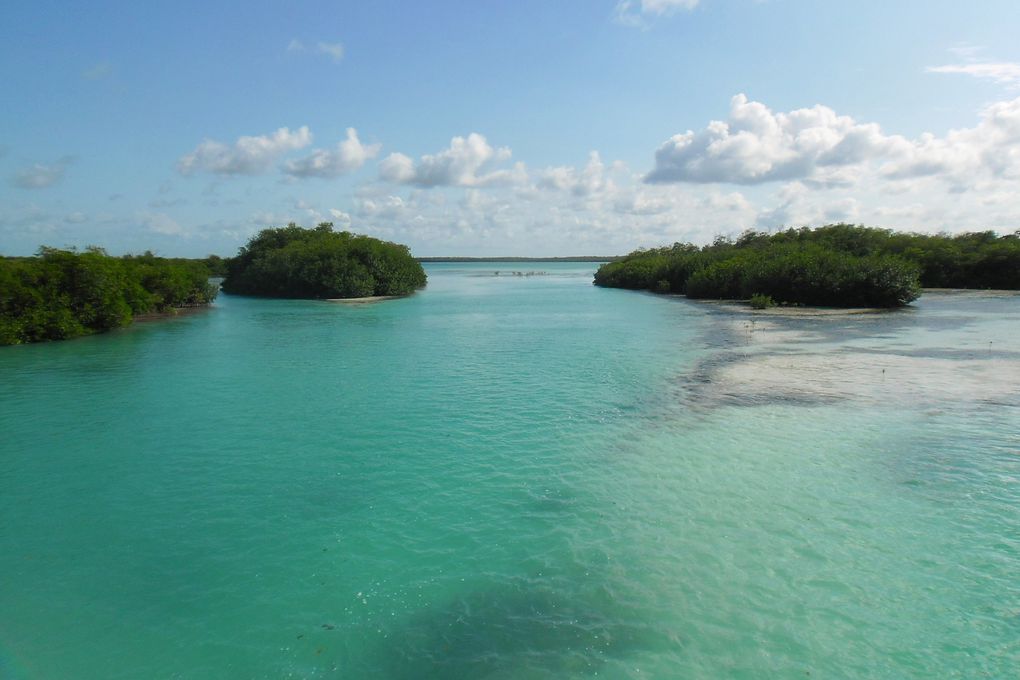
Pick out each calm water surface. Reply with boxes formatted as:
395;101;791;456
2;263;1018;678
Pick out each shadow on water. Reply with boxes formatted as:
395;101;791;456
361;580;655;679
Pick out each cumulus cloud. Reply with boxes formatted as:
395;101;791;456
283;128;380;178
378;153;415;183
538;152;612;197
878;97;1020;183
379;133;525;187
645;94;896;185
616;0;699;27
355;194;409;220
646;93;1020;189
178;127;312;176
10;156;74;189
328;208;352;227
338;176;766;256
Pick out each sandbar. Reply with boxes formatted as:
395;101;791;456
325;295;409;304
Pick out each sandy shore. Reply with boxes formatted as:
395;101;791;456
922;288;1020;297
687;288;1018;317
691;298;893;317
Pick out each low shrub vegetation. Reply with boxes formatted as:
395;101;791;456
594;225;1020;307
1;247;218;345
221;223;427;299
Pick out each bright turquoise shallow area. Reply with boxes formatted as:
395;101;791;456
2;263;1019;679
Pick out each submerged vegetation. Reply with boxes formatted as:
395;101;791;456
594;225;1020;307
1;248;218;345
222;223;427;299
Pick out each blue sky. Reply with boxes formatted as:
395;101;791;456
3;0;1020;256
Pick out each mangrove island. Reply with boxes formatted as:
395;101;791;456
594;224;1020;308
221;223;427;299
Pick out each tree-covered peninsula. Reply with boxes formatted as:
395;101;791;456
221;223;427;299
594;225;1020;308
1;248;219;345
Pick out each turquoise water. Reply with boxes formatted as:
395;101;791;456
2;263;1018;679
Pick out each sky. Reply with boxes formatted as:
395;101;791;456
2;0;1020;257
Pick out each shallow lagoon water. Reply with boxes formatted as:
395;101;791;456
1;263;1018;678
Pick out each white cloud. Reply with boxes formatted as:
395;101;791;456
615;0;699;27
378;153;416;183
316;42;345;62
140;212;186;236
10;157;74;189
336;95;1020;255
379;133;526;187
346;150;769;255
927;61;1020;87
287;39;344;62
328;209;352;228
283;128;380;178
646;94;896;185
878;97;1020;183
538;152;611;197
640;0;700;13
646;93;1020;189
355;194;409;220
20;90;1014;257
948;44;985;60
178;126;312;176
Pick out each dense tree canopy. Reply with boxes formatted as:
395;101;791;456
1;247;218;345
221;223;427;299
594;225;1020;307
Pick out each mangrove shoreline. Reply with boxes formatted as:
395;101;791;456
594;225;1020;308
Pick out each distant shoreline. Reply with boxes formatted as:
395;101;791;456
418;256;618;263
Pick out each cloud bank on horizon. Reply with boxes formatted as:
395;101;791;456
644;93;1020;188
2;1;1019;256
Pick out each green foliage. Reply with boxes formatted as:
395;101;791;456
1;248;217;345
119;251;221;311
221;222;427;299
749;294;775;310
590;224;1020;307
202;254;229;277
